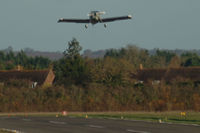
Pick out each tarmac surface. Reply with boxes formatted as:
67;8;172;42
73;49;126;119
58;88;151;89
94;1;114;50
0;116;200;133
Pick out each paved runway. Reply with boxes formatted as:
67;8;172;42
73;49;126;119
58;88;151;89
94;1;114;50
0;116;200;133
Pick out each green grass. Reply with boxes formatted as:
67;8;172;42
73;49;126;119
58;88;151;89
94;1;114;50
0;129;12;133
68;112;200;125
1;111;200;125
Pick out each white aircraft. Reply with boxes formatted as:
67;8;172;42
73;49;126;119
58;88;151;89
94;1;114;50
58;11;132;28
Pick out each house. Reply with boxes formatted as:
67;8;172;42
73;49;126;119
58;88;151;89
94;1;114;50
0;69;55;87
132;67;200;84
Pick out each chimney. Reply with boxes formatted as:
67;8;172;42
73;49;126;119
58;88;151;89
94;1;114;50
139;64;143;70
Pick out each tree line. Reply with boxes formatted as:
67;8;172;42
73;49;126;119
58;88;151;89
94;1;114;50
0;50;51;70
0;38;200;112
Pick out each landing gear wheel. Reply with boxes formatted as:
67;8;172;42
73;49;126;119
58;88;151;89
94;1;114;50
104;24;107;28
85;24;88;29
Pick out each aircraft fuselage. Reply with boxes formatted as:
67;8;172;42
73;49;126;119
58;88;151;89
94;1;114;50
89;12;102;25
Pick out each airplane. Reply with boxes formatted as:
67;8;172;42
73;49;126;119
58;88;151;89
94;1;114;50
58;11;132;28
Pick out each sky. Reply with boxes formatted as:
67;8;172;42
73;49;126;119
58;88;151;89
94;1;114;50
0;0;200;52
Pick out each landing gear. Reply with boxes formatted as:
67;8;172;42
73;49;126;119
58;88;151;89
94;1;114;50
104;24;107;28
85;24;88;29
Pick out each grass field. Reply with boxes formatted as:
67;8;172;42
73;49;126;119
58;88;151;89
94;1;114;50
1;111;200;125
68;112;200;125
0;129;12;133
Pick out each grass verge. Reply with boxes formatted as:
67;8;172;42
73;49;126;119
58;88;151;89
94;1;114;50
1;111;200;125
0;129;13;133
68;112;200;125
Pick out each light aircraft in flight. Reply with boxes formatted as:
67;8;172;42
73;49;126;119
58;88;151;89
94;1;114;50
58;11;132;28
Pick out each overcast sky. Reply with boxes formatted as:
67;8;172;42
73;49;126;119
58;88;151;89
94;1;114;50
0;0;200;51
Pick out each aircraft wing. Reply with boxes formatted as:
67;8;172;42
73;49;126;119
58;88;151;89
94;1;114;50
101;15;132;23
58;18;90;23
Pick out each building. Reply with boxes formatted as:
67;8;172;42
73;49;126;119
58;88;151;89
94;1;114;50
132;67;200;84
0;69;55;87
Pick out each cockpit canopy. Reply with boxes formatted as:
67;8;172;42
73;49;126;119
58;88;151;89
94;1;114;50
89;11;105;16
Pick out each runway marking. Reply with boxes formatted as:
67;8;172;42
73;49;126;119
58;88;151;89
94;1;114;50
127;129;151;133
88;125;104;129
49;121;66;125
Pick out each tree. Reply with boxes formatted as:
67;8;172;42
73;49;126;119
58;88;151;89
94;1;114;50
181;53;200;67
155;50;176;65
63;38;82;59
104;45;150;69
90;57;134;87
168;56;181;68
15;50;28;66
104;48;121;58
61;56;91;86
0;51;5;61
54;38;91;86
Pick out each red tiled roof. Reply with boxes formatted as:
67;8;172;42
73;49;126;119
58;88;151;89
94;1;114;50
134;67;200;82
0;70;52;85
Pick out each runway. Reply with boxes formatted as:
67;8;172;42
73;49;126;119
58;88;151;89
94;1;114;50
0;116;199;133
